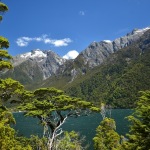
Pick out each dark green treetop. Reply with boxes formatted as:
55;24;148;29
0;2;8;21
0;2;32;149
93;117;121;150
122;90;150;150
0;78;24;105
19;87;99;116
0;3;12;70
18;87;100;149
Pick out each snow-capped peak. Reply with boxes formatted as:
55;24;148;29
133;27;150;34
20;49;47;58
103;40;112;43
31;49;47;58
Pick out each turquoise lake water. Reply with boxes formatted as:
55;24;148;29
13;109;132;149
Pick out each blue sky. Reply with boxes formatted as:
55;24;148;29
1;0;150;58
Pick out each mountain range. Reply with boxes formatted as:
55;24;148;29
1;27;150;108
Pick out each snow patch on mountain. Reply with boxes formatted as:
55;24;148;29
103;40;112;43
134;27;150;34
20;49;47;58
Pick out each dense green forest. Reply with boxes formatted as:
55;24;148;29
64;31;150;108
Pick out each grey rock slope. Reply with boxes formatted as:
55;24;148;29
9;49;66;82
79;27;150;68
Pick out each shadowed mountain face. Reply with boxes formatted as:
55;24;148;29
1;28;150;108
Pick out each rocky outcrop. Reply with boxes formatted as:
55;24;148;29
79;27;150;68
9;49;66;81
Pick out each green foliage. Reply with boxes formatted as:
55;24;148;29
0;60;12;70
0;2;8;12
22;135;47;150
0;111;32;150
34;87;64;99
19;87;98;116
57;131;86;150
0;110;15;124
0;49;11;59
0;2;32;149
121;90;150;150
93;118;121;150
0;78;24;106
0;36;12;71
18;87;99;149
0;2;8;21
17;131;85;150
0;37;12;70
0;1;22;107
0;36;9;49
0;49;12;70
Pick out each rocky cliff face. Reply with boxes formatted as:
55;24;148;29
8;49;66;82
79;27;150;68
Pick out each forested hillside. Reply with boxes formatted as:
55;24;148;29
64;30;150;108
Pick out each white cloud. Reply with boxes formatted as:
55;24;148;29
16;38;30;47
16;35;72;47
34;37;43;42
43;38;72;47
79;11;85;16
63;50;79;60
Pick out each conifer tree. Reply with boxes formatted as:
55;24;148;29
121;90;150;150
93;118;121;150
0;2;12;71
0;2;8;21
0;2;32;149
93;103;122;150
